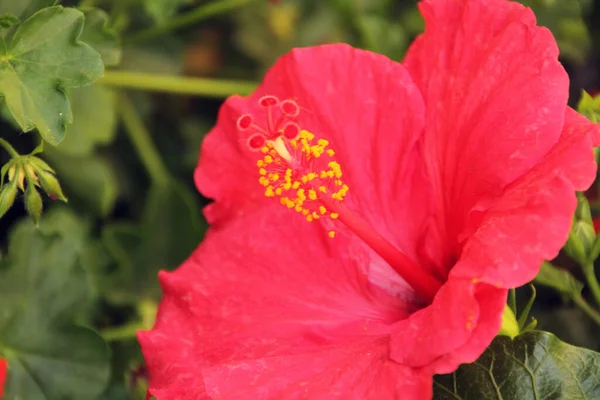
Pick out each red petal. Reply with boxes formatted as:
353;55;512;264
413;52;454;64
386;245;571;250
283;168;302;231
452;108;598;288
139;207;429;399
404;0;569;274
0;358;6;398
390;279;506;372
195;44;430;247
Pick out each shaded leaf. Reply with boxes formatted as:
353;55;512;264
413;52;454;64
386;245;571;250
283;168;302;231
43;148;119;216
143;0;193;24
0;0;56;22
58;84;118;156
434;331;600;399
80;7;121;66
101;180;206;303
535;262;584;296
0;6;104;144
0;208;110;399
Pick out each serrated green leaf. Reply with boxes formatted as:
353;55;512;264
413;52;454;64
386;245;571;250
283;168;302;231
80;7;121;66
101;180;206;303
57;84;118;156
143;0;193;24
535;261;584;296
0;0;56;22
434;331;600;399
0;208;110;399
0;6;104;145
43;148;119;216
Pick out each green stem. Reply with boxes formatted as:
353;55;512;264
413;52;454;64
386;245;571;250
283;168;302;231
101;322;145;342
128;0;254;43
101;71;257;98
572;294;600;327
0;138;20;158
118;94;170;185
582;262;600;307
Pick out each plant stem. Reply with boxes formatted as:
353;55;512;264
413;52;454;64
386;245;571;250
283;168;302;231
118;93;170;185
101;71;257;98
572;294;600;327
127;0;254;43
102;322;145;342
582;262;600;307
0;138;20;158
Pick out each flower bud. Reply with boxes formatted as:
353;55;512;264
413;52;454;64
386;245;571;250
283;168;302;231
564;195;596;264
37;170;67;202
25;183;43;226
498;305;519;339
0;179;18;219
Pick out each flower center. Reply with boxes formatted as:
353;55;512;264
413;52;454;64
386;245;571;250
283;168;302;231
238;95;443;303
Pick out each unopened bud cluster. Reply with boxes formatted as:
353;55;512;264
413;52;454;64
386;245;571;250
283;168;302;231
0;154;67;225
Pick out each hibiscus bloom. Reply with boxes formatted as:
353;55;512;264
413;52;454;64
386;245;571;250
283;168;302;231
139;0;599;398
0;358;6;398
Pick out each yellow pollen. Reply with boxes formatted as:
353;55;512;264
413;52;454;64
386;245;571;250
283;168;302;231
328;231;335;238
254;127;348;228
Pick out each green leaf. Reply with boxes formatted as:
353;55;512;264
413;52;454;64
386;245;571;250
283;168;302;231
0;6;104;145
80;7;121;66
101;180;206;303
535;262;584;296
0;208;110;399
57;84;118;156
143;0;193;24
0;14;20;29
0;0;56;22
434;331;600;399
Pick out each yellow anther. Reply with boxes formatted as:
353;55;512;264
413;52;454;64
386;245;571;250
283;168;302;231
275;188;283;196
328;231;336;238
330;213;339;219
306;215;314;222
307;173;316;181
259;168;267;175
317;139;329;146
292;181;300;189
285;168;292;176
335;179;342;186
319;206;327;215
269;173;280;182
282;182;292;190
265;187;275;197
320;171;328;178
319;186;327;193
327;149;335;156
261;146;269;154
301;176;308;183
311;212;320;219
297;188;306;199
294;205;303;213
327;171;335;178
264;155;273;164
257;160;264;167
302;209;310;216
308;190;317;200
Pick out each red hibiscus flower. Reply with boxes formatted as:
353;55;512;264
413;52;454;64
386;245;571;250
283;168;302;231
0;358;6;399
139;0;599;398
